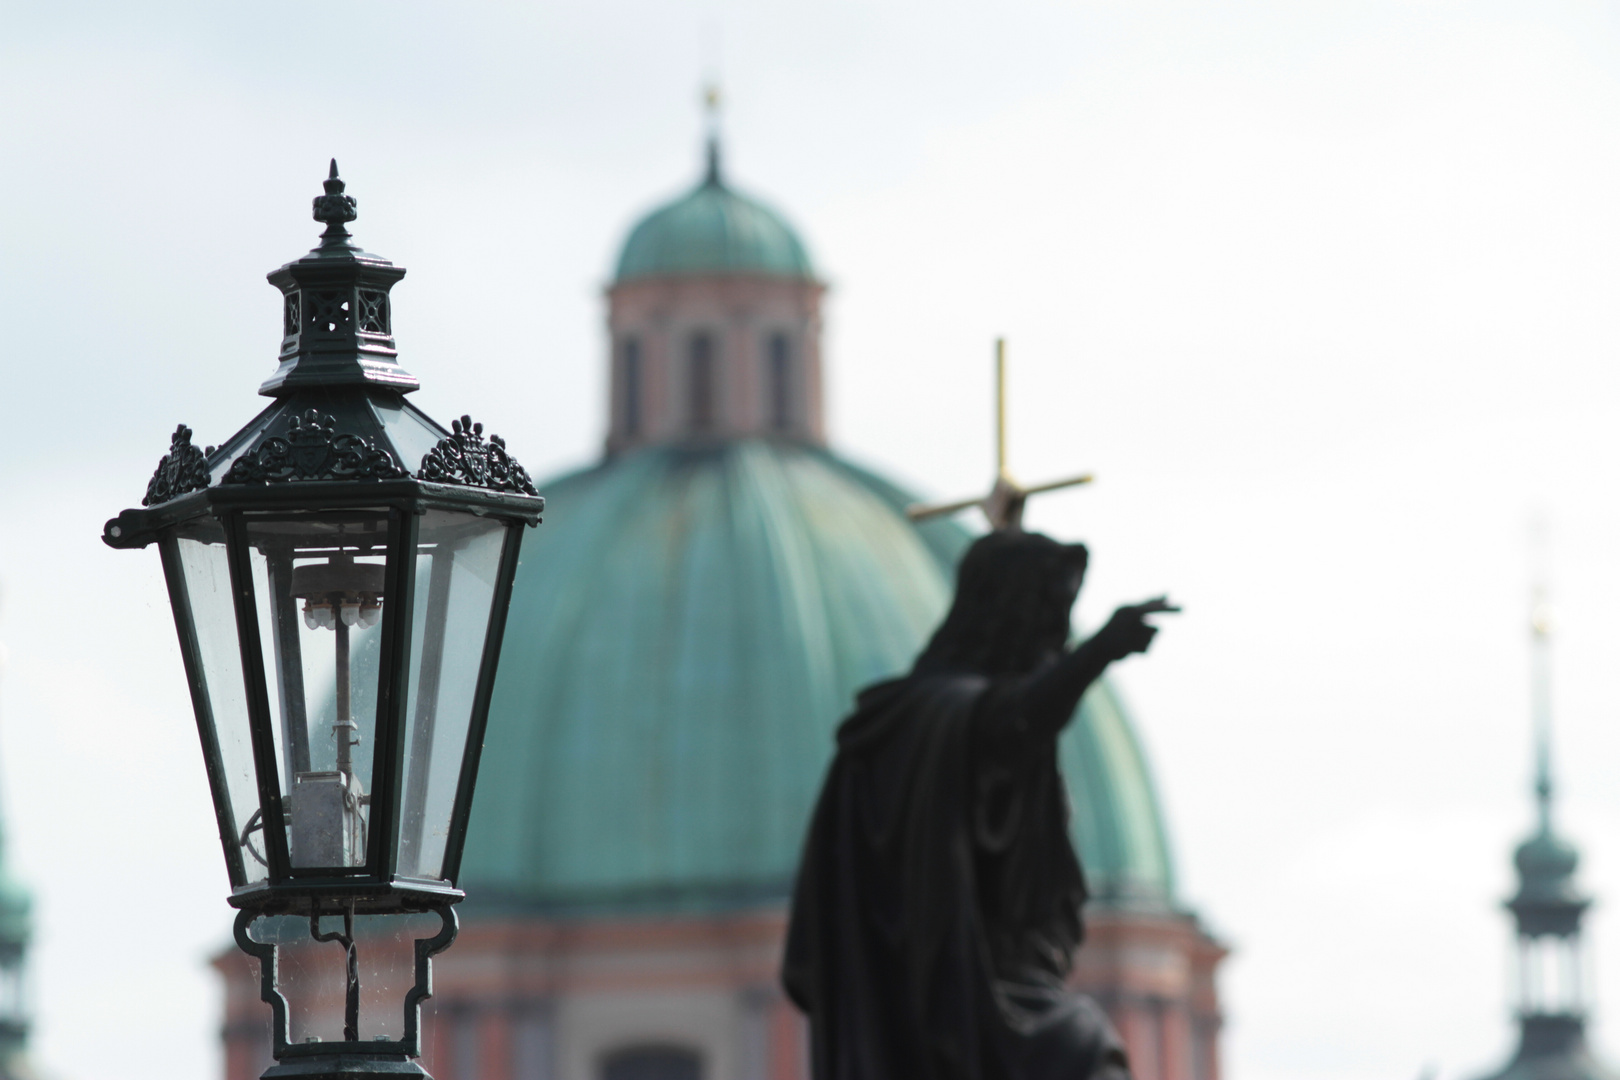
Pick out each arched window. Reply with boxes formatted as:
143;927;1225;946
602;1045;702;1080
688;332;716;432
621;337;642;437
766;332;791;431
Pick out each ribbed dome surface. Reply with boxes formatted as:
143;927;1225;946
462;440;1175;914
613;149;815;283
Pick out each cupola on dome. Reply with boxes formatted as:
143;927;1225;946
613;140;816;283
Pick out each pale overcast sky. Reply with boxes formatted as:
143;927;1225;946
5;3;1620;1079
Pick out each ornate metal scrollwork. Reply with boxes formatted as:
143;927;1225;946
418;415;539;496
143;424;214;506
234;903;458;1060
357;289;389;334
223;409;407;484
308;289;352;333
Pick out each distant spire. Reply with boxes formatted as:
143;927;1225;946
702;83;723;186
1531;584;1555;832
1472;542;1617;1080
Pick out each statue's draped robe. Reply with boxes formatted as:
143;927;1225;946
783;674;1130;1080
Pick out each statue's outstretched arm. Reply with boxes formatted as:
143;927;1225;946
1019;598;1178;740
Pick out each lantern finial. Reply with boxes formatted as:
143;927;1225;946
257;161;417;396
312;158;359;246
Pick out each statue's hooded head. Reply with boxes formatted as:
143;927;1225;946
914;530;1089;678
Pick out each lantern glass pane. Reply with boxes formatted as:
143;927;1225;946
396;511;508;880
173;525;268;883
243;511;393;871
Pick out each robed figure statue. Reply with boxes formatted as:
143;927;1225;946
782;530;1176;1080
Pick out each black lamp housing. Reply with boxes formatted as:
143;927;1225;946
104;163;542;1078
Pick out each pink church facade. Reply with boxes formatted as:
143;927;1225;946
218;905;1223;1080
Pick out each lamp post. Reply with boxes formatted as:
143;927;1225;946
103;162;543;1080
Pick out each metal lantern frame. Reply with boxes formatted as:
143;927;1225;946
108;472;537;895
103;163;543;1079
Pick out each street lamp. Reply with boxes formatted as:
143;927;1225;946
103;162;543;1080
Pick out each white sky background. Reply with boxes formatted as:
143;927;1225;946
2;1;1620;1078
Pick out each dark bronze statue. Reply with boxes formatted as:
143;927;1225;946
782;530;1177;1080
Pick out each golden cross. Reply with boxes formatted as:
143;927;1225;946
906;338;1093;531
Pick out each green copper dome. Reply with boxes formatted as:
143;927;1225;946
461;440;1176;914
613;142;815;284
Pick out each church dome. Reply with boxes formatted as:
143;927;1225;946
613;142;816;284
461;439;1177;915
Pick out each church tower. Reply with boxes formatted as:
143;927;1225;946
1474;595;1616;1080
